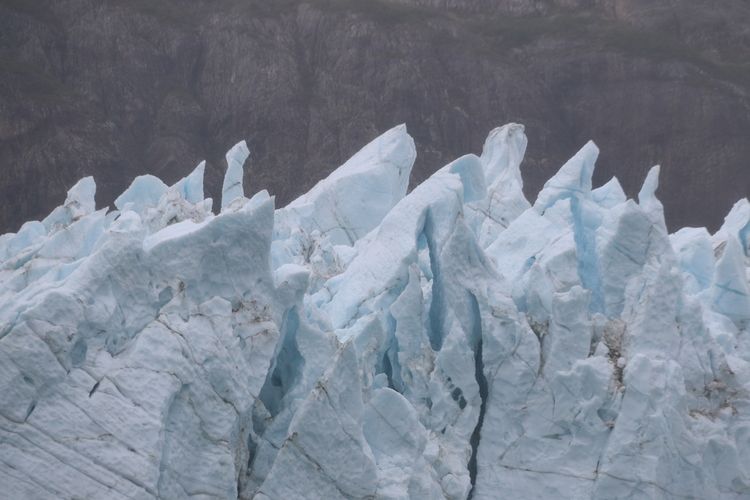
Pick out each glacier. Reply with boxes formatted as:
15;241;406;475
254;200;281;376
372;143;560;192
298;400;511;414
0;123;749;499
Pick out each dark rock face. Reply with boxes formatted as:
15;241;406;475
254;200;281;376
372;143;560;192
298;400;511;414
1;0;748;233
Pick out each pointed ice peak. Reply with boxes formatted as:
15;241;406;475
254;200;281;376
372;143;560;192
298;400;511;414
638;165;666;230
221;140;249;211
114;174;168;215
638;165;660;205
320;151;485;330
65;176;96;217
319;123;414;189
719;198;750;234
42;176;98;231
592;177;626;209
467;124;529;246
534;140;599;212
714;198;750;256
172;161;205;204
480;123;527;187
278;124;416;248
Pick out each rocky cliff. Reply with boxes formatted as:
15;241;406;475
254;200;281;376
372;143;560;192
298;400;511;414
1;0;749;233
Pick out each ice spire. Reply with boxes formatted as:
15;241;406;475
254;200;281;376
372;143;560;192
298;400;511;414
714;198;750;256
279;123;416;245
591;177;626;208
638;165;666;230
64;176;96;218
469;123;529;246
534;140;598;212
42;176;97;230
221;140;250;210
480;123;527;187
173;161;205;204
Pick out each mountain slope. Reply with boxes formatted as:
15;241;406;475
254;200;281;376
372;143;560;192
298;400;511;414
1;0;749;233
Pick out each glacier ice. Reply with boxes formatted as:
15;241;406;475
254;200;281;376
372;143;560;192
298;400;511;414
1;123;749;499
222;140;251;211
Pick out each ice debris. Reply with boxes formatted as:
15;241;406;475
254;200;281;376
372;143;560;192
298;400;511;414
1;123;749;499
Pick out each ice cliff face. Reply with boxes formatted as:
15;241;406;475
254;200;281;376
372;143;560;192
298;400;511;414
1;124;749;499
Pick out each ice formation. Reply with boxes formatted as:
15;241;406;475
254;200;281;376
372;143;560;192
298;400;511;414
1;123;749;499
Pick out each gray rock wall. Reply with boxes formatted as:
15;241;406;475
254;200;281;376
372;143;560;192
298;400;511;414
1;0;749;233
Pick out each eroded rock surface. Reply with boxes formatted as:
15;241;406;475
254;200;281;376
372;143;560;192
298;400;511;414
2;0;750;234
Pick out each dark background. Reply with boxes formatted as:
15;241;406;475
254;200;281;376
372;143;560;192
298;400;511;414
1;0;749;233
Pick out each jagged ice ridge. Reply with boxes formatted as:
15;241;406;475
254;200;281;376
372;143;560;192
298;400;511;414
1;123;749;499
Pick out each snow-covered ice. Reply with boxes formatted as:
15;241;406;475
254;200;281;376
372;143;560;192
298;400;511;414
1;123;749;499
